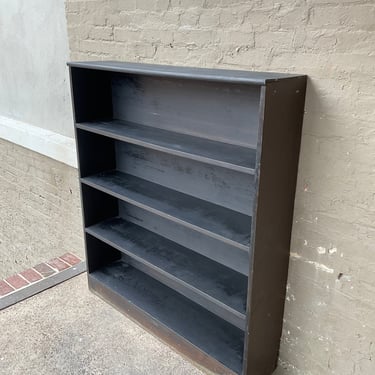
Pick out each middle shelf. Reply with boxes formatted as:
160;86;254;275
81;170;251;251
86;217;248;330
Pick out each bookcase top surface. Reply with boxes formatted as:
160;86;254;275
68;60;305;85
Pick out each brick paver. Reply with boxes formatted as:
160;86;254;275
5;274;29;289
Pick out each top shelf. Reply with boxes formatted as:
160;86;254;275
76;120;256;175
68;61;306;85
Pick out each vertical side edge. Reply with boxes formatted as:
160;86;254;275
68;66;117;276
68;65;90;274
243;76;307;375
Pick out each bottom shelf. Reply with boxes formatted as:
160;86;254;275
89;259;244;374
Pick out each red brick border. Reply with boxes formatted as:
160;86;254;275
0;280;14;297
0;253;83;298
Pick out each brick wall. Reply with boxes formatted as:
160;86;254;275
65;1;375;373
0;138;84;279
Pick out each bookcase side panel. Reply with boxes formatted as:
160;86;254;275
244;77;307;375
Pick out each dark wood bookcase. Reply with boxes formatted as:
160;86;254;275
68;61;306;375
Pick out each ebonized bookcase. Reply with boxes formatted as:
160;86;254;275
68;61;306;375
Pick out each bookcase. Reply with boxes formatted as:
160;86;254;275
68;61;306;375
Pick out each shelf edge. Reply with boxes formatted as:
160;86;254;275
68;60;305;86
81;177;250;252
76;122;256;176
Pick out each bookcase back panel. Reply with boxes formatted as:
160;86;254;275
116;142;254;216
112;75;261;148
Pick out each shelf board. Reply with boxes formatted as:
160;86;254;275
89;260;244;374
86;217;248;330
81;170;251;251
68;60;305;85
76;120;256;175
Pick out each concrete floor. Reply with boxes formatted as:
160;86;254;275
0;274;205;375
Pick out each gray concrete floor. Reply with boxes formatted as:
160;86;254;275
0;274;206;375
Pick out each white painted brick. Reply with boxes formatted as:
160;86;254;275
171;0;205;8
84;0;107;12
130;42;157;58
173;30;213;46
135;0;166;11
157;0;170;11
140;30;174;44
219;31;255;47
199;10;220;27
221;47;269;68
116;0;136;11
114;28;141;42
335;30;375;54
89;26;113;41
107;13;121;26
219;9;244;28
154;44;190;61
255;31;293;49
310;4;375;30
65;1;86;13
162;11;181;27
66;12;81;25
185;47;222;65
79;39;118;55
302;31;338;51
180;9;200;27
91;11;108;26
244;9;276;28
277;6;309;29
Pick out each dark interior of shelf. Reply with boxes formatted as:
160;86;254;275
121;203;250;276
76;128;255;216
86;216;247;329
111;73;261;148
71;68;261;148
116;141;255;216
81;170;251;249
81;182;251;277
90;259;244;374
76;120;256;174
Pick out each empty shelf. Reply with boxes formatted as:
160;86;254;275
76;120;256;174
89;260;244;374
81;170;251;251
86;217;248;329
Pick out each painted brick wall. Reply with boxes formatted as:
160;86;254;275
0;138;85;279
64;1;375;373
